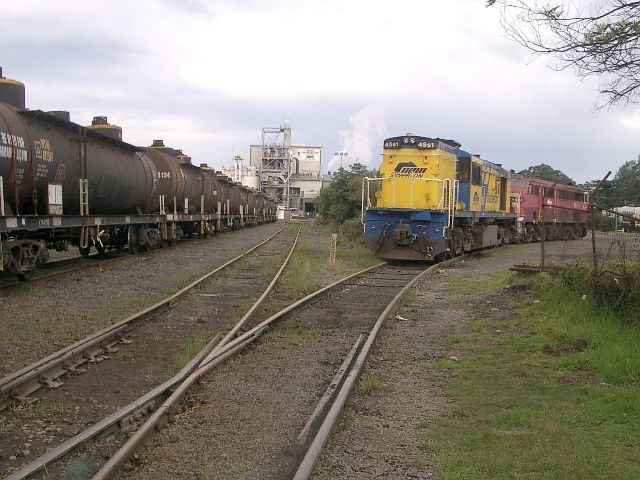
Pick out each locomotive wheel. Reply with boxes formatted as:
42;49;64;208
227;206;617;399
463;234;473;252
16;270;33;282
502;228;511;244
451;228;464;256
79;246;91;257
524;225;533;243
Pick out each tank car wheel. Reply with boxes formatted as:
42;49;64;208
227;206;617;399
95;242;106;257
79;246;91;257
16;270;33;282
128;227;140;255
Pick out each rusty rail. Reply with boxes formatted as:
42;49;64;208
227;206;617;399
91;261;387;480
0;225;287;411
292;261;443;480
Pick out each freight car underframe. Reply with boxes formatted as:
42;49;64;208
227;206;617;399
0;211;275;280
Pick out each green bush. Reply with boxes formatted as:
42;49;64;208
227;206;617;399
591;211;617;232
339;218;365;242
559;262;640;323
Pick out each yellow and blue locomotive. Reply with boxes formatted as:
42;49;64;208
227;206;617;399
362;134;516;260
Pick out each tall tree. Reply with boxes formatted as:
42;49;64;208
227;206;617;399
318;163;377;224
488;1;640;106
612;158;640;204
518;163;576;184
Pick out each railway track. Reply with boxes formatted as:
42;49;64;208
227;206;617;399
4;251;448;479
0;225;299;478
0;252;135;291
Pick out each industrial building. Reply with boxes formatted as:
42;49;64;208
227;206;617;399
248;121;322;216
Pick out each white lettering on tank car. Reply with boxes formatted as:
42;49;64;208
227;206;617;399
157;171;171;179
5;217;17;228
0;132;28;162
34;138;54;162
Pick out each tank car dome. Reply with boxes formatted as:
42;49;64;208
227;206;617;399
149;140;192;164
0;67;26;110
87;116;123;141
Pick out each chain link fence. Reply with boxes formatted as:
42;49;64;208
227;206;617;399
539;204;640;273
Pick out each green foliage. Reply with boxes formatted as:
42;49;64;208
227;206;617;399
431;272;640;479
518;163;575;185
560;262;640;322
356;373;381;395
582;159;640;208
318;163;378;225
338;218;364;242
591;211;616;231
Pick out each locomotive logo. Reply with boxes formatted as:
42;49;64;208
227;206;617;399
391;162;427;178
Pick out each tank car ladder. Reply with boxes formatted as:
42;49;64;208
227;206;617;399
79;178;90;249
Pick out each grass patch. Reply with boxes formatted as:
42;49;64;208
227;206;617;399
230;461;249;474
430;273;640;479
265;325;310;344
279;223;379;298
446;270;530;294
357;373;381;395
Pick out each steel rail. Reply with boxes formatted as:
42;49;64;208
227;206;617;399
3;333;222;480
212;226;302;352
0;225;288;411
292;261;443;480
296;334;365;446
0;254;133;291
6;225;300;479
91;261;387;480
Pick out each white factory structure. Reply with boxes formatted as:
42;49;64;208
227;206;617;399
247;121;322;217
220;155;259;190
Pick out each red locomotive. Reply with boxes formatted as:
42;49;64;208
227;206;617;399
510;173;589;242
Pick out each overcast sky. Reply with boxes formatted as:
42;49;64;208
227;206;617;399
1;0;638;183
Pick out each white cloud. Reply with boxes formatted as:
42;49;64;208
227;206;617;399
1;0;638;183
328;106;387;172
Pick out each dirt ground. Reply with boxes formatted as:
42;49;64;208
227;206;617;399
0;223;284;378
116;243;544;479
310;248;539;479
1;224;555;479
